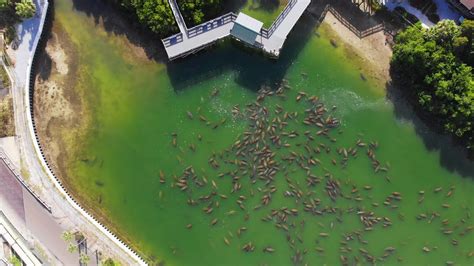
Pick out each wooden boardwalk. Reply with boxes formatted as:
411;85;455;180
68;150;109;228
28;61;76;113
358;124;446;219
162;0;311;60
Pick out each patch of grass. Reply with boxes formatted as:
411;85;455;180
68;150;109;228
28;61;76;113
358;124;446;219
20;159;30;181
5;25;16;44
0;64;10;89
0;95;14;137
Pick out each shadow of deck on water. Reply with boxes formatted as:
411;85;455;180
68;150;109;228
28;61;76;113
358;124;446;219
166;12;318;92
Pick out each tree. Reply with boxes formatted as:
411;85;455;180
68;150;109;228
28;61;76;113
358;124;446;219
458;19;474;66
79;254;90;265
127;0;178;35
0;0;10;9
62;231;74;241
391;20;474;153
103;258;120;266
15;0;35;19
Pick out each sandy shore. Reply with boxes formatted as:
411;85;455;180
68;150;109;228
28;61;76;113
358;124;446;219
320;12;392;90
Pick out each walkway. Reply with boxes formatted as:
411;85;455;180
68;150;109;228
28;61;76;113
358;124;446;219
162;0;311;60
259;0;311;55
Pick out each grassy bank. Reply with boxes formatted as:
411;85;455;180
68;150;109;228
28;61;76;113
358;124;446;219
0;95;14;137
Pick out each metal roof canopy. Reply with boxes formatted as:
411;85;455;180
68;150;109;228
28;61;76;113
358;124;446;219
234;12;263;33
231;12;263;45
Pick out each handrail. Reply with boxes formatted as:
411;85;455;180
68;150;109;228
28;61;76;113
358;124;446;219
264;0;298;38
327;6;384;38
168;0;188;31
164;0;301;47
187;12;236;38
162;32;183;48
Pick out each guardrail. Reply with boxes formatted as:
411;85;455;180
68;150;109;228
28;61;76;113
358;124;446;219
261;0;298;38
327;6;384;38
0;149;51;213
162;32;183;48
164;0;303;48
187;12;236;38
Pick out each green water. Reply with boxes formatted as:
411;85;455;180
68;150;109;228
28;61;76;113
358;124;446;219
48;0;474;265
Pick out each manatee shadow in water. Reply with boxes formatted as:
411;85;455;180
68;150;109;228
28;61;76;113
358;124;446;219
166;12;319;93
386;82;474;179
70;0;169;63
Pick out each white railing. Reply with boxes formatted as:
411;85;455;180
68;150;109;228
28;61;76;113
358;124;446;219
187;12;237;38
263;0;298;38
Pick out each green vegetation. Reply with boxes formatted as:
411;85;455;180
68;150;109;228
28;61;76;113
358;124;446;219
0;64;10;89
115;0;288;35
61;230;74;241
391;20;474;152
0;96;14;137
0;0;36;21
8;255;22;266
79;254;90;265
177;0;226;27
117;0;230;35
15;0;35;18
119;0;178;36
103;258;121;266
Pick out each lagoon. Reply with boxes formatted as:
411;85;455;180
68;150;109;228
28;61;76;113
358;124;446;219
34;0;474;264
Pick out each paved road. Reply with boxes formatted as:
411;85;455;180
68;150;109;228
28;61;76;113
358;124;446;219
4;0;144;264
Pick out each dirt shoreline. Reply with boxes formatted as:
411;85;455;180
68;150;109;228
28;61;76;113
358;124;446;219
319;12;392;91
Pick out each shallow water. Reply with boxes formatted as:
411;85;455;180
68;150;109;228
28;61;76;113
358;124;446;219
239;0;287;27
43;0;474;265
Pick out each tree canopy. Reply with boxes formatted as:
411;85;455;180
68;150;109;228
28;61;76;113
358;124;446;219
391;20;474;152
118;0;228;36
177;0;225;26
0;0;35;26
15;0;35;19
119;0;178;36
